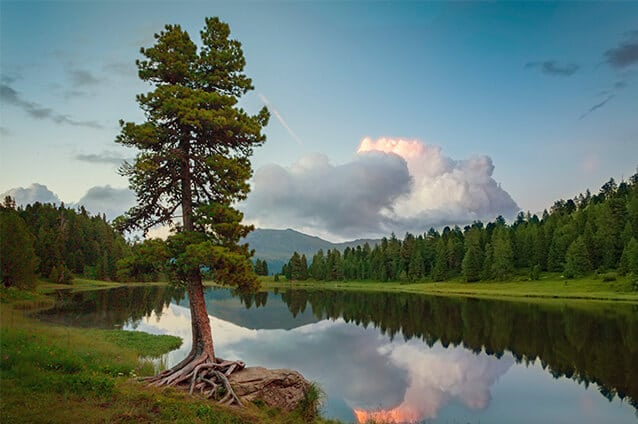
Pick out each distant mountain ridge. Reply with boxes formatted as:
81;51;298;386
242;228;379;274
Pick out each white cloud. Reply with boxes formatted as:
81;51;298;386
1;183;61;206
1;183;135;222
242;137;519;239
358;137;519;226
242;150;412;239
76;185;136;220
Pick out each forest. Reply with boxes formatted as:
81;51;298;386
0;198;131;287
2;172;638;289
280;173;638;284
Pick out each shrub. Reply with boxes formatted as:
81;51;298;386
297;382;324;423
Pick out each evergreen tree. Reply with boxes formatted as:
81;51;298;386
0;204;39;288
432;238;448;281
563;236;591;278
309;249;326;280
408;248;425;282
621;238;638;276
114;17;269;392
299;254;308;280
462;244;483;283
491;227;514;281
288;252;302;280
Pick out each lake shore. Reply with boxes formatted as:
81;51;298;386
260;274;638;304
0;285;337;424
37;274;638;304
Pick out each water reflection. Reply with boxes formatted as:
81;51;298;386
128;302;515;422
40;287;638;423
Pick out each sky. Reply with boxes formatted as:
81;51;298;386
1;1;637;241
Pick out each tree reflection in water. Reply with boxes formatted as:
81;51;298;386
40;286;638;422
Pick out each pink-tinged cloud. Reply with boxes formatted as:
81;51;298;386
353;342;512;423
242;137;519;239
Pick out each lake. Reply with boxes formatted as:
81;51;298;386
39;286;638;423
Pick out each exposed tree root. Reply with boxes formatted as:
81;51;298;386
142;354;245;407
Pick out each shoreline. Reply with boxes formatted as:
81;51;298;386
259;276;638;304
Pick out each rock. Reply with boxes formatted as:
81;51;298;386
228;367;310;412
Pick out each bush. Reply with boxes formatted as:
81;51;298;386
601;273;617;282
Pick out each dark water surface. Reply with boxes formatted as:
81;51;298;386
39;286;638;423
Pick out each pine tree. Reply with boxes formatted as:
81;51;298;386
432;238;448;282
491;227;514;281
621;238;638;276
462;244;483;282
0;204;39;288
563;236;591;278
114;17;268;394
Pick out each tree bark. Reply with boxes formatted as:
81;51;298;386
180;138;194;233
180;137;216;360
187;271;216;360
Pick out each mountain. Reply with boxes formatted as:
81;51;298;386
242;228;379;274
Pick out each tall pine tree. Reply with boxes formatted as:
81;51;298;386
115;18;268;396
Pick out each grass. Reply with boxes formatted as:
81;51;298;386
261;273;638;304
37;277;170;294
0;285;339;424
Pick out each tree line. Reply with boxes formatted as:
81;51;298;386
270;289;637;409
1;196;277;287
1;198;131;287
282;173;638;283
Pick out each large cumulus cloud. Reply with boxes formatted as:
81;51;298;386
243;137;519;239
243;150;413;238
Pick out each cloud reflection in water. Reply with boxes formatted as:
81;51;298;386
127;303;512;423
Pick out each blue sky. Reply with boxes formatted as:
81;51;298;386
1;1;637;240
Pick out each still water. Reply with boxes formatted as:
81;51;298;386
40;286;638;423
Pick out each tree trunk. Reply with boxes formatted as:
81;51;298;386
142;140;244;405
187;271;216;360
180;137;215;360
180;138;194;233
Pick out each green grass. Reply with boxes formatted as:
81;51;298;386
0;285;340;424
98;330;183;358
261;273;638;304
37;277;170;294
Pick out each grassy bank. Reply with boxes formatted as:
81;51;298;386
0;286;336;424
262;273;638;303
